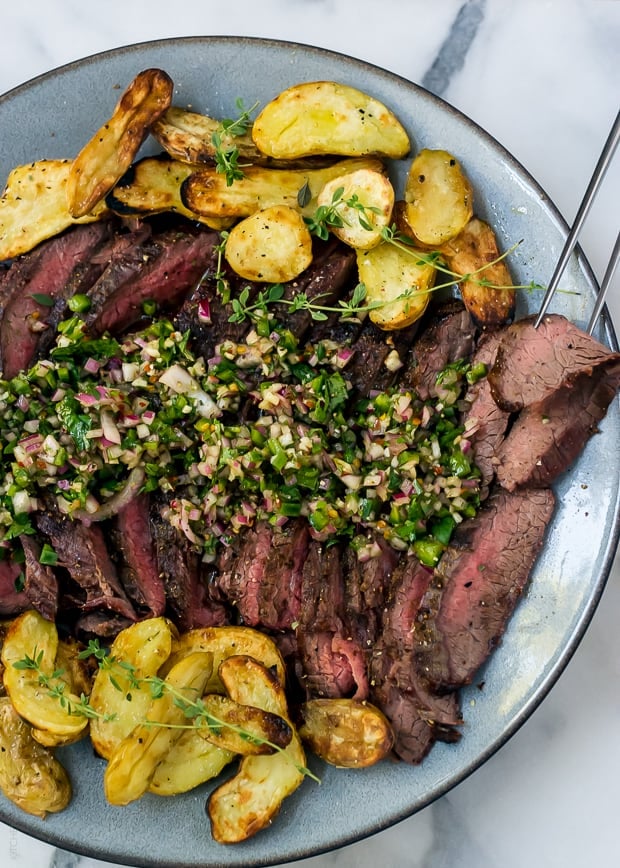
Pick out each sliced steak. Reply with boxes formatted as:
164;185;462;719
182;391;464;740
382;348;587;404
344;320;416;396
296;630;369;700
35;510;137;622
299;539;345;632
0;553;30;617
489;313;620;412
74;610;135;640
415;486;555;691
461;328;510;496
86;224;219;336
496;363;620;491
20;535;58;621
151;507;227;630
215;521;273;626
0;223;111;378
111;494;166;616
369;556;462;763
400;300;476;400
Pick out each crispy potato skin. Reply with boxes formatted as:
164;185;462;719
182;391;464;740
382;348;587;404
225;205;313;282
252;81;410;159
440;217;515;325
0;696;71;818
299;699;394;768
208;655;306;844
0;160;108;260
67;68;173;218
197;693;293;755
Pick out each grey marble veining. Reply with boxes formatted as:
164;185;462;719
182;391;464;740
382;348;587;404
1;2;619;867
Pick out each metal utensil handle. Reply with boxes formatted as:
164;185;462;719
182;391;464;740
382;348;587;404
534;108;620;328
587;229;620;335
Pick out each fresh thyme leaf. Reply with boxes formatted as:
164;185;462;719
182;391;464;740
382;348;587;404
297;180;311;208
30;293;55;307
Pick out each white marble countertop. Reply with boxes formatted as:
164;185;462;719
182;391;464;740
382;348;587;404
1;2;619;867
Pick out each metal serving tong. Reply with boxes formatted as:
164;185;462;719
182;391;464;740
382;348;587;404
534;108;620;335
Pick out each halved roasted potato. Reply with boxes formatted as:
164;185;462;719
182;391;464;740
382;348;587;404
1;610;88;740
298;699;393;768
89;616;175;760
316;168;394;249
152;105;260;164
105;155;232;230
440;217;515;325
252;81;410;159
31;638;93;747
67;68;173;218
208;655;306;844
197;693;293;755
181;157;385;219
225;205;313;282
0;697;71;818
104;650;213;806
149;731;234;796
0;160;109;260
403;149;473;247
357;241;435;329
163;625;287;692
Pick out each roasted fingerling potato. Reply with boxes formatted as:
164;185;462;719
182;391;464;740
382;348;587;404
0;160;109;260
89;616;175;760
316;168;394;250
357;240;435;329
208;655;306;844
149;730;234;796
0;697;71;818
298;699;394;768
252;81;410;160
1;610;88;740
224;205;313;282
180;157;386;219
197;693;293;755
440;217;515;325
403;148;473;247
67;68;173;218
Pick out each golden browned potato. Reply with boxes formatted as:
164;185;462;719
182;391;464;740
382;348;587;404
0;697;71;818
208;655;306;844
149;731;234;796
67;68;173;218
31;638;93;748
180;157;385;219
356;241;435;329
440;217;515;325
298;699;393;768
164;625;287;692
224;205;313;282
104;650;213;806
196;693;293;755
252;81;410;160
89;616;175;760
1;610;88;740
316;168;394;249
105;155;232;230
403;149;473;247
152;105;262;165
0;160;109;260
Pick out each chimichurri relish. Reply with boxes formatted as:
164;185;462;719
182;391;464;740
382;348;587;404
0;314;483;566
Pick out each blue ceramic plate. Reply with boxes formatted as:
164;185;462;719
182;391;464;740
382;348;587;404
0;36;618;868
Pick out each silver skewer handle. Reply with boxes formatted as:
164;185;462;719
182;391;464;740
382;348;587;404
534;108;620;328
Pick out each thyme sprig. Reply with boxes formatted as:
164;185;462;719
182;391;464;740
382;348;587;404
302;185;382;240
211;98;259;186
13;640;318;781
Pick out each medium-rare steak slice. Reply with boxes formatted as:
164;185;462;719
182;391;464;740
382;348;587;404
111;494;166;617
489;313;620;412
151;506;227;630
20;535;58;622
400;300;476;400
415;486;555;690
496;362;620;491
460;328;510;496
297;630;369;700
370;555;462;763
35;510;137;623
0;222;111;378
85;224;220;336
299;539;345;632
